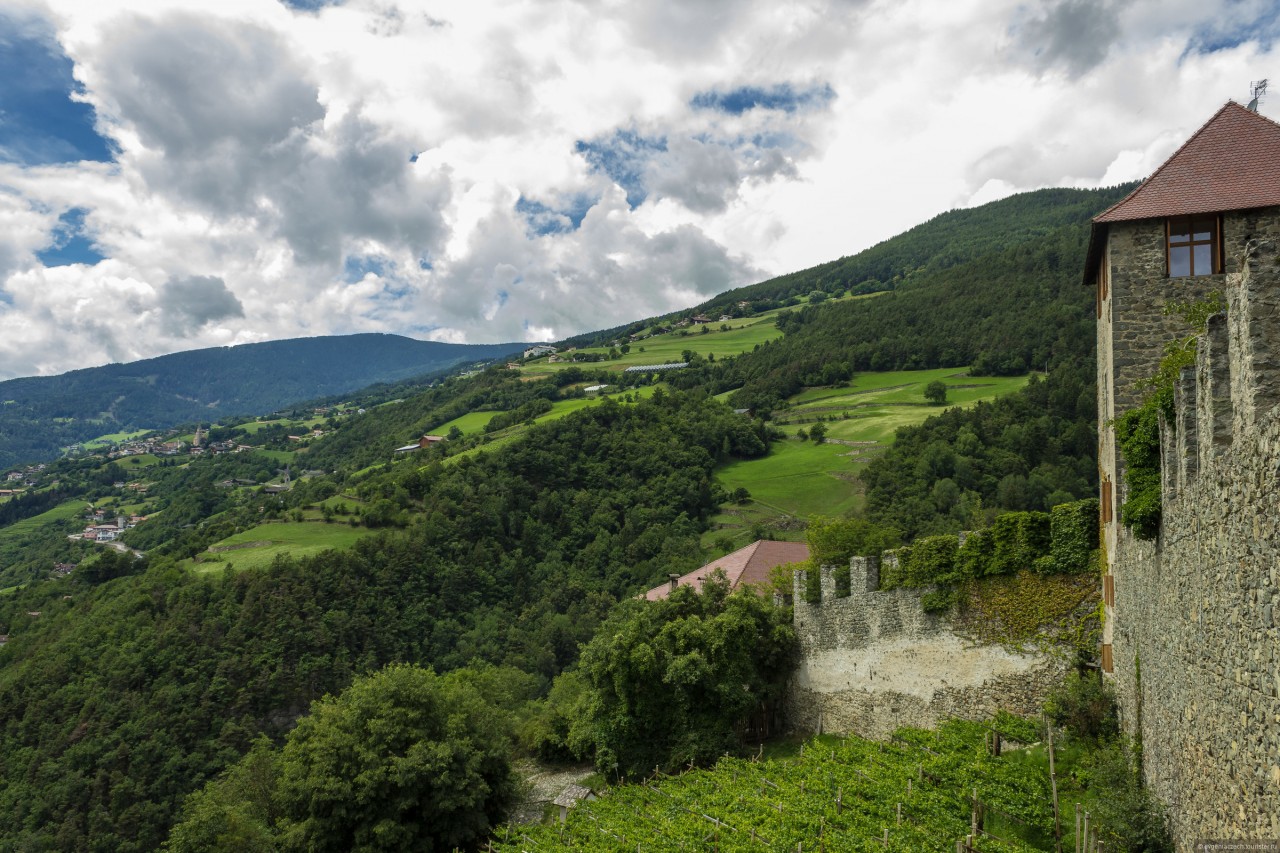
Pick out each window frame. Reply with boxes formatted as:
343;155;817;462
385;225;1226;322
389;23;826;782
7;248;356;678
1165;214;1222;278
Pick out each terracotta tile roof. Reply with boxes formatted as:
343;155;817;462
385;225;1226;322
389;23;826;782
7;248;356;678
1096;101;1280;223
643;540;810;601
1084;101;1280;284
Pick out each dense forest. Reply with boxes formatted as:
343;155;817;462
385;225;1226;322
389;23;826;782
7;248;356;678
0;183;1129;849
0;334;522;470
0;391;769;850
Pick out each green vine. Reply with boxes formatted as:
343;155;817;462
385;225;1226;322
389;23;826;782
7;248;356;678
1117;291;1224;540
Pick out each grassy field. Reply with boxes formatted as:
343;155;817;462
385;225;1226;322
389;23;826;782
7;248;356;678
431;410;500;437
704;368;1032;547
0;499;87;544
111;454;163;470
84;429;151;448
187;522;372;573
443;386;660;463
719;440;864;518
238;419;286;435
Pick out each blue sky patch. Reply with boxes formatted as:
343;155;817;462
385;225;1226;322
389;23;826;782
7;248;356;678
574;129;667;208
515;194;595;236
1184;6;1278;57
0;15;113;166
690;83;835;115
280;0;345;11
343;254;388;283
37;208;105;267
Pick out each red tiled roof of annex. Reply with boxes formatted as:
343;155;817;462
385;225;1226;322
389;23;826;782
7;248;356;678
644;540;810;601
1095;101;1280;223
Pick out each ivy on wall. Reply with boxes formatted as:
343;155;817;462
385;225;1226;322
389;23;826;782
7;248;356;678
1116;292;1224;540
955;570;1101;658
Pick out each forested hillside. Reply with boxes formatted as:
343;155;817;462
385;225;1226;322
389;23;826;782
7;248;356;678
0;391;766;851
0;334;522;470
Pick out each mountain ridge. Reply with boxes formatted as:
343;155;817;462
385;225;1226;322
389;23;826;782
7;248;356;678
0;333;524;470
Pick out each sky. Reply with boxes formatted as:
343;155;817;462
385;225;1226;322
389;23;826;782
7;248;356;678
0;0;1276;380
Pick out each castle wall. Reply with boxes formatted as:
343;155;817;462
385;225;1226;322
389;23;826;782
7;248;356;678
1104;215;1280;847
787;558;1065;739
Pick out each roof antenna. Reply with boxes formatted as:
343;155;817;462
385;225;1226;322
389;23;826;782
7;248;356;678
1248;79;1267;112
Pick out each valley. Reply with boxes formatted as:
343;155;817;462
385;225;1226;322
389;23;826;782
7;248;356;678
0;185;1143;852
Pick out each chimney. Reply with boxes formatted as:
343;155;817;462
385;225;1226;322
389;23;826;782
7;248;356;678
668;573;680;592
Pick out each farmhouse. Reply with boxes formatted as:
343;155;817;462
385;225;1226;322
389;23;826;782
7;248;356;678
394;434;446;453
644;540;809;601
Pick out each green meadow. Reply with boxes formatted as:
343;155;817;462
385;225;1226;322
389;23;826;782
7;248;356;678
188;522;372;573
111;454;163;470
0;500;86;545
705;367;1031;546
443;385;660;462
238;419;287;435
84;429;151;448
430;410;499;437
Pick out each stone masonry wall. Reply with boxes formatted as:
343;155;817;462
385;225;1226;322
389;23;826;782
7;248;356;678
1106;221;1280;849
787;558;1066;739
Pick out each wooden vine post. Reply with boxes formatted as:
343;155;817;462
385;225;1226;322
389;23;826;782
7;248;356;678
1048;722;1062;853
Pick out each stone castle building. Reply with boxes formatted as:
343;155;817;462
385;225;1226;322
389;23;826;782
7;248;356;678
1085;100;1280;845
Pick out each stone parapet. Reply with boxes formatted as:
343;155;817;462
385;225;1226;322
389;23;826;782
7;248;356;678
789;555;1063;740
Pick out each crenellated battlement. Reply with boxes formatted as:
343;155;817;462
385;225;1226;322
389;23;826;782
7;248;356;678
1164;238;1280;496
787;555;1065;739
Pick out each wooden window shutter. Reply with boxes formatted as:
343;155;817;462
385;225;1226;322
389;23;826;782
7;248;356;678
1101;479;1113;523
1100;643;1113;673
1103;574;1115;608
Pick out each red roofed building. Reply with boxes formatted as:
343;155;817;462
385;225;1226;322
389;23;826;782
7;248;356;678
644;540;809;601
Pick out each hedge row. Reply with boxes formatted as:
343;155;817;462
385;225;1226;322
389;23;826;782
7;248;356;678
880;498;1099;592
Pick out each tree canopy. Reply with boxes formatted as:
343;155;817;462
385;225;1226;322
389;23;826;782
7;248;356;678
168;664;516;852
569;578;795;777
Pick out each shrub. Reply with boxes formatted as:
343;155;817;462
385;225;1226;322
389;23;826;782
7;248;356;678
879;546;911;590
901;534;959;587
1044;671;1118;742
989;511;1051;575
1049;498;1099;573
955;529;994;581
920;588;957;613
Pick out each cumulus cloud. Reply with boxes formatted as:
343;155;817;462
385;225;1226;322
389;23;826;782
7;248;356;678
158;274;244;333
1011;0;1122;77
0;0;1273;379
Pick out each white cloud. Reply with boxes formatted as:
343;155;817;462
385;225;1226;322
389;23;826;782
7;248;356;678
0;0;1274;378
